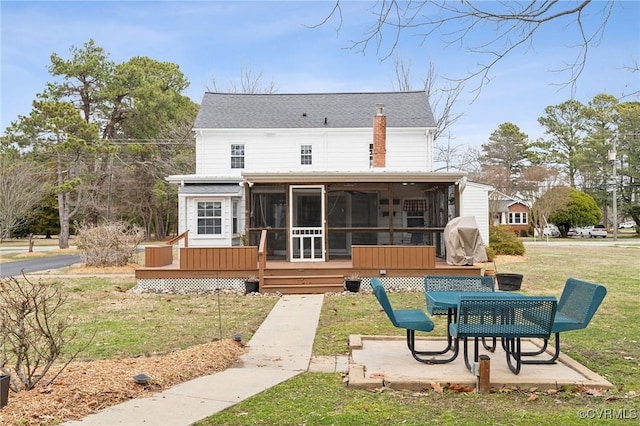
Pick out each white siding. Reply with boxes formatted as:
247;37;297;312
177;193;187;246
195;128;434;175
384;131;430;171
460;182;493;245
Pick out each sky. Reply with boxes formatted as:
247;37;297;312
1;1;639;153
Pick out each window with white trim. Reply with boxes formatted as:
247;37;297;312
369;143;373;168
232;200;239;234
405;203;426;245
197;201;222;235
300;144;312;165
508;212;528;225
406;210;425;228
231;144;244;169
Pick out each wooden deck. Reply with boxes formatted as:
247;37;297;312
136;242;483;294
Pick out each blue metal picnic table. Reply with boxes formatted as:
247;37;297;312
426;290;557;374
414;291;526;364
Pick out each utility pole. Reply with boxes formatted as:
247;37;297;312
608;136;618;241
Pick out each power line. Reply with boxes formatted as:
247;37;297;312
107;139;193;145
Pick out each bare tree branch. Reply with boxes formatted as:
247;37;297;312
423;61;465;141
393;56;464;141
206;67;278;94
318;1;619;95
392;54;413;92
0;158;47;241
621;57;640;99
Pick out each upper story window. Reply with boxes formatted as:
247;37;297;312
508;211;528;225
231;144;245;169
197;201;222;235
369;143;374;168
300;145;312;165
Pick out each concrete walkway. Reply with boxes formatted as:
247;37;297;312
64;294;340;426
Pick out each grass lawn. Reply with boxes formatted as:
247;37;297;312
57;278;280;359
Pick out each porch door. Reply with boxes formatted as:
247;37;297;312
290;185;325;261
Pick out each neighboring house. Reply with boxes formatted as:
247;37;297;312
489;190;531;234
137;91;490;294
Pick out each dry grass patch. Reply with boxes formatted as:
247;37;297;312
68;263;138;275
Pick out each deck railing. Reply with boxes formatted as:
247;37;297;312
144;245;174;267
146;238;435;273
144;230;190;267
258;229;267;290
167;230;189;248
179;246;258;270
352;245;436;269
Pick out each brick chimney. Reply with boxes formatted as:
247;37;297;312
372;103;386;168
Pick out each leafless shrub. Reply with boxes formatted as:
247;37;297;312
0;275;88;391
0;158;47;242
76;221;145;267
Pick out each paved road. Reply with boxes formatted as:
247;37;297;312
525;237;640;247
0;254;81;278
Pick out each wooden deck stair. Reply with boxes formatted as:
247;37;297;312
262;273;344;294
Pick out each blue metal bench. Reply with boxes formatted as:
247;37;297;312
371;278;457;364
522;278;607;364
449;295;557;374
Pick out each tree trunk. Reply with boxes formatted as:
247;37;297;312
154;209;166;240
58;191;70;249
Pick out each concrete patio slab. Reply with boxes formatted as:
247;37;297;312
348;335;613;392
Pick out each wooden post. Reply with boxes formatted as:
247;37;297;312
258;230;267;290
477;354;491;393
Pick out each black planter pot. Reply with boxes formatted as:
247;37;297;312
244;280;259;294
496;273;523;291
344;279;361;293
1;374;9;408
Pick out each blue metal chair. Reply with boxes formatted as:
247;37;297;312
522;278;607;364
371;278;458;364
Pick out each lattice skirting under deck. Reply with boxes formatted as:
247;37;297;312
132;278;245;294
131;276;425;294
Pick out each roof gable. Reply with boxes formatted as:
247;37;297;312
490;190;532;211
193;91;435;129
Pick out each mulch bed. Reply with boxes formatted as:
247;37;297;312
0;340;245;425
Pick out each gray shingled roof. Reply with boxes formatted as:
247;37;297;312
193;91;435;129
179;184;242;195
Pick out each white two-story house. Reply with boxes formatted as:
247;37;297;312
165;91;489;264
